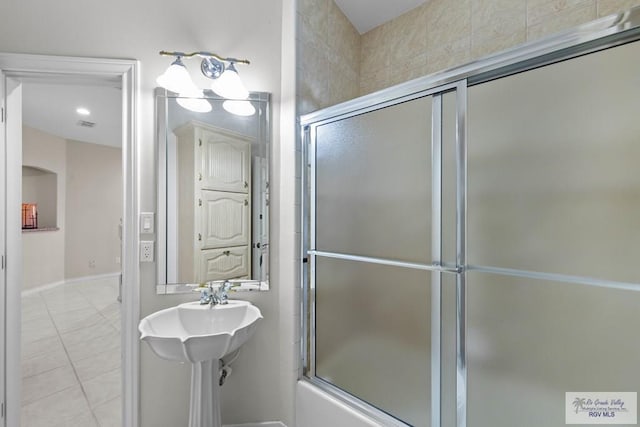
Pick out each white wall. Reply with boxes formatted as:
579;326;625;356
0;1;297;426
22;126;66;290
65;139;122;279
22;128;122;288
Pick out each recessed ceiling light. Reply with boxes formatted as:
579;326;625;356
76;107;91;116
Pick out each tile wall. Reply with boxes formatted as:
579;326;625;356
295;0;640;111
297;0;361;114
360;0;640;95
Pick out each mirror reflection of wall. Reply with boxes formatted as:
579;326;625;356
161;93;270;288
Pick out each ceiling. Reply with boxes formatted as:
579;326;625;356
21;77;122;148
334;0;428;34
21;1;427;143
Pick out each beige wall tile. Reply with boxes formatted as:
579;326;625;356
299;0;330;39
299;0;360;111
329;69;359;105
426;0;472;50
386;5;428;64
528;0;595;26
427;44;473;76
360;66;391;96
428;34;472;58
299;64;330;114
389;53;428;87
328;0;360;76
300;0;639;107
472;30;526;58
472;0;526;30
472;7;526;50
598;0;640;16
361;24;392;75
527;2;597;40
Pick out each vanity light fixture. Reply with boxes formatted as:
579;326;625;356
76;107;91;116
157;51;253;115
222;100;256;117
209;62;249;100
176;88;212;113
156;56;197;94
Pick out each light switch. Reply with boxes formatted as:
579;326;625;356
140;212;154;234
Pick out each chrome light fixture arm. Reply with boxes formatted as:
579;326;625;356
159;51;250;65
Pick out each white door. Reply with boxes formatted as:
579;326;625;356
200;190;250;249
1;73;23;427
200;130;251;193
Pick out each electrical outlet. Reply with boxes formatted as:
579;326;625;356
140;241;154;262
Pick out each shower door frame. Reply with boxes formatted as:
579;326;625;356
301;6;640;427
303;81;465;427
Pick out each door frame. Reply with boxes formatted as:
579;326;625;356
0;52;139;427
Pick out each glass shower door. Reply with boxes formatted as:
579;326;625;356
466;40;640;427
312;95;433;427
306;80;466;427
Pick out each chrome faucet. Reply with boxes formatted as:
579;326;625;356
199;280;239;306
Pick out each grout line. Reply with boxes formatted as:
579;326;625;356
20;382;78;408
24;278;120;426
92;394;123;426
21;355;68;380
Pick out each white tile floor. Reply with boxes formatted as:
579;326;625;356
21;276;122;427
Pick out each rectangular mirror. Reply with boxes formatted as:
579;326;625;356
156;90;270;293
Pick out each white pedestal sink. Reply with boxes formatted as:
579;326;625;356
139;300;263;427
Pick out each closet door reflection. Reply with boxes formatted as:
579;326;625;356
467;41;640;427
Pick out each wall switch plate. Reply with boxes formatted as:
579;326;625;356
140;212;154;234
140;241;154;262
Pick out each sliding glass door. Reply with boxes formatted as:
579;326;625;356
466;40;640;427
305;83;465;427
302;23;640;427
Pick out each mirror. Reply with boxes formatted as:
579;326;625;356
156;90;270;293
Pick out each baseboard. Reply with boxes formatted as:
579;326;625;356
224;422;287;427
21;271;121;297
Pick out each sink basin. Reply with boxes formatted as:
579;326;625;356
140;299;262;427
139;300;263;363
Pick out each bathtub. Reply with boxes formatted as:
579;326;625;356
295;381;384;427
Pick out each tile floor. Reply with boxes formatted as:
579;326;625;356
21;276;122;427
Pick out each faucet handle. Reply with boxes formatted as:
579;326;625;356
199;287;213;305
220;279;232;292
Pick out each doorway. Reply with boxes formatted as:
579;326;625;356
20;77;123;426
0;54;138;427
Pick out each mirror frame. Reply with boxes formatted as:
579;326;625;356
155;88;271;294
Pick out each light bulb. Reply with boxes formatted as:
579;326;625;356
156;57;197;94
211;63;249;100
223;100;256;116
176;89;212;113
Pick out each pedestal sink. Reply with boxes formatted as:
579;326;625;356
139;300;263;427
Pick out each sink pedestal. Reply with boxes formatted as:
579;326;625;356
139;300;263;427
189;359;222;427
